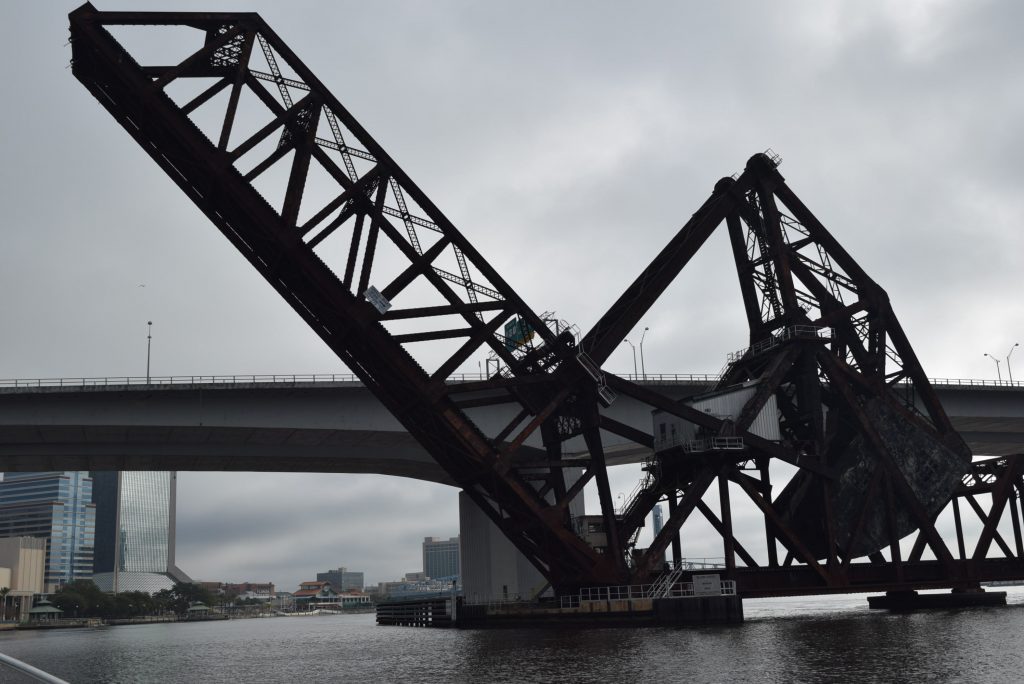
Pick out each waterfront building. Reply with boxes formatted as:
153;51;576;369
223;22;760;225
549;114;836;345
0;536;46;621
90;471;191;593
422;536;460;580
338;591;372;608
292;581;371;610
293;580;338;609
0;472;95;592
316;566;363;592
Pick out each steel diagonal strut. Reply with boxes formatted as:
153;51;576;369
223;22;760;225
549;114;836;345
71;4;981;597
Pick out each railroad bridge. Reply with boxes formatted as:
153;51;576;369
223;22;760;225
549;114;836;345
56;4;1024;602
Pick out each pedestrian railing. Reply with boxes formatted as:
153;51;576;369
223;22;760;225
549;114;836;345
559;578;736;608
0;652;70;683
0;372;1019;390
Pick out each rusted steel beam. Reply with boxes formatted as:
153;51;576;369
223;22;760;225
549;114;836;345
597;415;654;449
733;472;832;585
966;494;1017;560
636;469;717;577
695;499;759;568
582;423;625;573
579;174;752;366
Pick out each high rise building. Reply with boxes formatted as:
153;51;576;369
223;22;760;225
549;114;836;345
422;536;460;580
652;504;666;564
0;472;95;592
91;471;190;593
316;566;364;592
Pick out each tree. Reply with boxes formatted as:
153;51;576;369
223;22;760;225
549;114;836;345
52;580;113;617
51;590;86;618
160;582;217;616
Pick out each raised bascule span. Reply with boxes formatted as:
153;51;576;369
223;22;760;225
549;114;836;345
68;4;1024;602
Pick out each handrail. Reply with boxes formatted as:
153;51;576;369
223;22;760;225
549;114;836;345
0;652;70;684
0;373;1020;390
0;372;720;389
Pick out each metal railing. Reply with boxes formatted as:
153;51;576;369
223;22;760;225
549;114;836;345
0;372;721;389
679;437;745;453
727;325;833;363
0;652;69;683
559;579;737;608
0;372;1019;391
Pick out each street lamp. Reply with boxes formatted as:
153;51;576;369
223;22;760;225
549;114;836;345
983;353;1002;382
1008;343;1020;384
639;327;649;379
146;321;153;384
623;339;638;377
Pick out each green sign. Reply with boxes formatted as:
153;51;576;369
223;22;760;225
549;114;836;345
504;317;535;351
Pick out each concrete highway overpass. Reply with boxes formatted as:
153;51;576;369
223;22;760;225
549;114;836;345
0;374;1021;484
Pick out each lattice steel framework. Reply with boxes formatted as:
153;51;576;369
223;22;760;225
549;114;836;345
72;4;1010;597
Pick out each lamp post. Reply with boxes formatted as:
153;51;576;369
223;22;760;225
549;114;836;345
983;353;1002;382
639;327;649;379
624;339;638;377
146;321;153;384
1008;343;1020;384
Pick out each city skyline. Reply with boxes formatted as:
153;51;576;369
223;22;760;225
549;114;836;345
1;1;1022;592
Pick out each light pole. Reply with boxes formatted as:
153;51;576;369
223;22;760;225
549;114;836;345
146;321;153;384
1008;343;1020;384
624;339;638;377
983;353;1002;382
639;327;649;379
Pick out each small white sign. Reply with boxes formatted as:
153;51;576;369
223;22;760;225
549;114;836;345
364;285;391;314
692;574;721;596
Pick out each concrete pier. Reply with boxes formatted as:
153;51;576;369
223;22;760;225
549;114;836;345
867;589;1007;610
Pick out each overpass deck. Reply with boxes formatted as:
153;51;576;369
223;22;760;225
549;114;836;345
0;374;1021;480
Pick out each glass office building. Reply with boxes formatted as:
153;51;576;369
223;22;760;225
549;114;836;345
0;472;96;592
422;536;461;580
91;471;190;593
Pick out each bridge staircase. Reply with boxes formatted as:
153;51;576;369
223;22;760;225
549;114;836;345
645;563;686;599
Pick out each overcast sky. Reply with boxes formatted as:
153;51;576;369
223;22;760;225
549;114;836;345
1;1;1022;591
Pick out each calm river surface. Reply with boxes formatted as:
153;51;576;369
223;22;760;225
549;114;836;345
3;589;1024;683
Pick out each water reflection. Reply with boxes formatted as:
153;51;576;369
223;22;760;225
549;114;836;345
1;590;1023;683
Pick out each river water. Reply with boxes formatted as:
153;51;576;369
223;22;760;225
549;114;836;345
2;589;1024;683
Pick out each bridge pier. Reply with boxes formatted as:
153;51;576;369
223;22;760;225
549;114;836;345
867;588;1007;611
